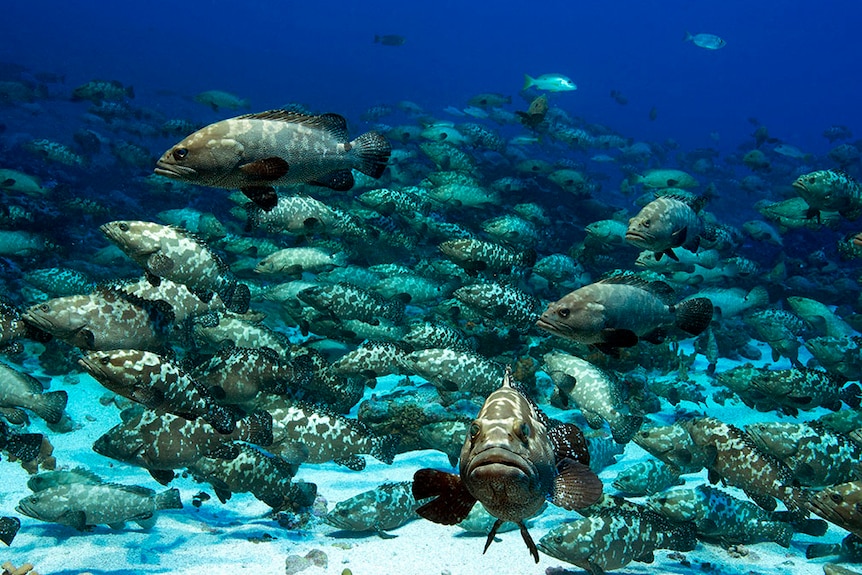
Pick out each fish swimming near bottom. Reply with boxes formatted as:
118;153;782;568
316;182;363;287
17;469;182;531
412;367;602;562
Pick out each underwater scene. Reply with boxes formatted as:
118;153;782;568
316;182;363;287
1;1;862;574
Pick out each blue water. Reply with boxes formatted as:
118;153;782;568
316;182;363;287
3;1;859;153
1;2;862;574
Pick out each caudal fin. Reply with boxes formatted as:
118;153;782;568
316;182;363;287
371;433;399;465
351;131;391;178
0;516;20;546
155;487;184;511
523;74;535;91
34;390;68;424
674;297;713;336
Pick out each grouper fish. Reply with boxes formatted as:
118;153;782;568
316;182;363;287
412;367;602;563
155;110;392;211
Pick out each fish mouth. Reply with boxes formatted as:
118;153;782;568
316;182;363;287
535;315;574;338
624;230;653;246
791;180;808;193
154;159;196;180
465;446;534;479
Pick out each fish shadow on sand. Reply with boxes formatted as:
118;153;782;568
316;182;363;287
50;570;172;575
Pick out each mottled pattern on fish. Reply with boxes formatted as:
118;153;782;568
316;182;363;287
585;431;625;473
400;348;505;399
805;336;862;381
431;183;496;210
683;285;769;319
746;421;862;487
543;351;644;444
93;408;273;483
298;282;405;325
72;79;134;103
356;385;475;457
402;321;474;352
331;340;408;378
633;423;711;474
537;272;713;352
533;253;590;289
792;169;862;219
0;361;67;424
747;366;846;414
625;195;705;258
420;142;476;172
0;516;19;545
189;312;293;355
25;139;85;166
193;346;313;407
453;283;542;332
114;276;226;325
647;484;794;546
787;295;855;338
247;193;340;234
372;274;451;305
744;309;808;365
538;505;696;574
412;368;601;563
325;481;422;533
78;349;235;433
612;459;683;496
481;214;539;248
807;481;862;538
255;246;346;276
23;268;94;297
22;287;172;352
100;220;247;313
155;110;390;199
683;417;801;513
359;187;431;216
0;419;44;464
17;470;181;531
0;300;40;349
439;238;533;275
188;442;316;511
261;396;398;470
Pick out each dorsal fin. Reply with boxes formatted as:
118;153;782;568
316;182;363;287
236;110;350;142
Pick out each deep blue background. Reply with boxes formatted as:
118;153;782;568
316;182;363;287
2;0;858;153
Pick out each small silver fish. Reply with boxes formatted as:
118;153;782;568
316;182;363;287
685;32;726;50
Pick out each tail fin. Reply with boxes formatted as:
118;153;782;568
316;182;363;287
745;285;770;310
0;516;20;546
206;403;238;435
35;390;67;424
610;414;644;444
5;432;44;462
351;131;391;178
523;75;535;91
684;31;693;42
371;433;399;465
806;542;841;559
674;297;713;336
155;487;184;511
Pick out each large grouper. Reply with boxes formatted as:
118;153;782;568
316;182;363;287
412;367;602;563
155;109;391;211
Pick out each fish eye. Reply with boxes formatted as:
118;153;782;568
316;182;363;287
118;222;129;232
831;493;844;503
557;308;570;318
469;422;480;438
173;147;188;161
642;221;650;228
516;422;532;442
39;303;50;312
808;176;816;183
99;356;110;366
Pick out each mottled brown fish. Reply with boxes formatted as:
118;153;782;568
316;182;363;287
412;367;602;563
536;271;713;354
155;110;391;211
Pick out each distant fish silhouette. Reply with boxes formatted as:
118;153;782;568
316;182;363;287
374;34;406;46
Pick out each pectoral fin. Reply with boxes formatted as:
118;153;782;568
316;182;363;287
239;157;289;181
241;186;278;211
412;468;476;525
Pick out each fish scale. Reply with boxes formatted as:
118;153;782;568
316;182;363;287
325;481;422;534
746;421;862;486
261;396;397;470
683;417;802;513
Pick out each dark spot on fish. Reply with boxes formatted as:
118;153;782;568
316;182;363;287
1;179;14;187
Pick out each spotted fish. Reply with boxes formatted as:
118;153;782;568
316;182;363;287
325;481;423;537
412;367;602;563
17;469;182;531
792;169;862;220
154;109;391;211
101;220;249;314
78;349;237;433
